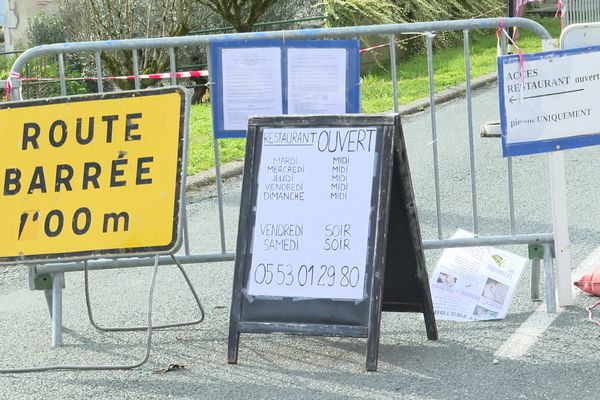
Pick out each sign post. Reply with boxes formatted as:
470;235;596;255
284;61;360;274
228;114;437;371
0;87;188;264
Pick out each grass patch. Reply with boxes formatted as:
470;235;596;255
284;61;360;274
187;17;560;175
361;17;560;112
187;103;246;174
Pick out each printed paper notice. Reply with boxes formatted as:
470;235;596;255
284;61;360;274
222;47;283;130
287;48;346;114
430;230;526;321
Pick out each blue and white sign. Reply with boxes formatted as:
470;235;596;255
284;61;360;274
498;45;600;157
210;39;360;139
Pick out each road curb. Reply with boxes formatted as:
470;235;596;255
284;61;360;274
186;160;245;191
185;72;498;191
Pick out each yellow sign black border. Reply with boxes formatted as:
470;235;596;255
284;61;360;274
0;87;188;264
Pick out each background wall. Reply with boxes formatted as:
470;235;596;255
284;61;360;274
3;0;59;50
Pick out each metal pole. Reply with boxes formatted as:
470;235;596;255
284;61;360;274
463;30;479;234
132;49;141;90
95;51;104;93
58;53;67;96
426;33;443;240
543;244;556;313
213;138;228;253
9;18;554;77
507;158;516;235
51;272;64;347
207;47;228;253
531;258;541;301
44;289;53;318
389;34;399;113
169;47;177;86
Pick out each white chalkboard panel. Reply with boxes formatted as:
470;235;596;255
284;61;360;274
247;126;377;300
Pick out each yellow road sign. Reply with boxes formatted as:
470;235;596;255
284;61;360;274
0;87;188;263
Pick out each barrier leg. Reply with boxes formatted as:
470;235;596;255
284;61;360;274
543;244;557;313
530;258;541;301
528;244;543;301
44;289;53;318
51;273;64;347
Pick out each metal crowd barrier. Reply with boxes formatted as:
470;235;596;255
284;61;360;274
562;0;600;27
5;17;567;345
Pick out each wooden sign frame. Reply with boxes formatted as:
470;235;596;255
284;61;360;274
228;114;436;371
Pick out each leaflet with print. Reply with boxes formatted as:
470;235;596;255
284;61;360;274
429;230;526;321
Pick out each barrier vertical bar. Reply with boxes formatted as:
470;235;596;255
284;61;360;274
507;159;516;235
543;243;557;313
55;54;67;344
168;46;191;255
213;138;228;253
58;53;67;96
389;34;399;113
25;62;30;99
426;33;443;240
51;273;64;346
169;47;177;86
44;289;53;317
587;0;592;22
207;47;228;253
531;258;541;300
463;30;479;234
95;51;104;93
587;0;591;22
132;49;141;90
499;30;517;235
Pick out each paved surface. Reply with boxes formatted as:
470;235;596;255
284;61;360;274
2;84;600;399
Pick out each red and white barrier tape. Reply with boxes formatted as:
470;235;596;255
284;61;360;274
19;69;209;83
5;71;20;101
360;42;391;53
556;0;564;30
5;39;427;87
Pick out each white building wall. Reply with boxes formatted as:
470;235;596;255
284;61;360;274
3;0;59;51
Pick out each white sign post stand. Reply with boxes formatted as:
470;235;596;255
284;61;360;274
552;23;600;307
544;39;572;308
549;151;571;307
499;32;600;307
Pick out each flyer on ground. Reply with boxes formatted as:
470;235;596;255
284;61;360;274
430;230;526;321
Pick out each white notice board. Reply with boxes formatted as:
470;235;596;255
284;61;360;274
210;39;360;139
498;45;600;156
246;126;377;300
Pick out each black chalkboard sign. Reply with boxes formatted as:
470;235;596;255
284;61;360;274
228;114;437;371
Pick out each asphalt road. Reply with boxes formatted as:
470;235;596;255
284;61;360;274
2;83;600;399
